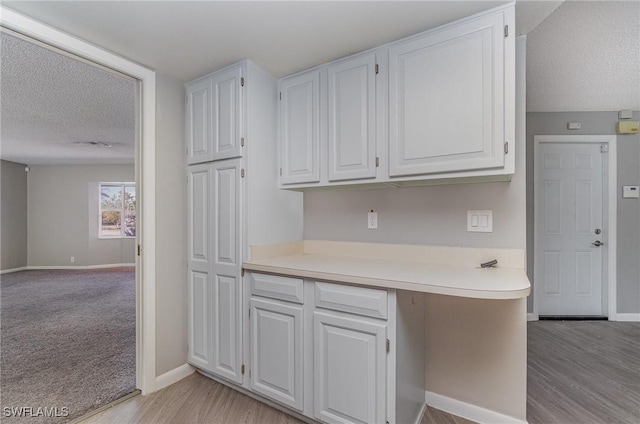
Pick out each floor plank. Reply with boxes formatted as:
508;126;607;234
82;321;640;424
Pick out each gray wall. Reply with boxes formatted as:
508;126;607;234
1;160;28;270
527;111;640;314
27;164;135;267
154;73;188;376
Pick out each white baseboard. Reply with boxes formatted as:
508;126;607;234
156;364;195;391
24;263;135;271
527;313;538;321
615;313;640;322
425;391;528;424
0;266;28;275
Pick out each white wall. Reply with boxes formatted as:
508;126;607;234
0;160;28;270
27;164;135;267
154;73;188;376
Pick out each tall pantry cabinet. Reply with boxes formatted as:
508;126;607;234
186;60;303;385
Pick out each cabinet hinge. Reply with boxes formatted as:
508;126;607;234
375;64;379;75
601;144;609;153
386;339;390;353
241;268;245;277
137;245;141;256
241;137;245;147
504;25;509;38
241;169;245;178
279;92;282;100
241;77;245;87
241;364;245;375
375;157;380;167
504;142;509;154
249;369;251;378
249;308;251;317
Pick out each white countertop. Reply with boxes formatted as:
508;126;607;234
243;244;531;300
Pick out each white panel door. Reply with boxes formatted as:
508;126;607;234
250;297;304;411
211;159;243;383
187;164;212;369
389;12;505;176
211;66;243;160
328;54;377;181
536;143;603;315
280;70;320;184
186;78;213;164
314;311;386;424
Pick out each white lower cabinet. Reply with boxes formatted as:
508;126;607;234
313;311;387;424
250;297;304;411
246;274;426;424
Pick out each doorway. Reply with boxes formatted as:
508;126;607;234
1;0;157;407
534;135;617;318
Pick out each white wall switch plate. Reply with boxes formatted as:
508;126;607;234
367;211;378;229
622;186;639;198
467;210;493;232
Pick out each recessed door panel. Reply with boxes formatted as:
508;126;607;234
212;66;243;160
186;78;213;164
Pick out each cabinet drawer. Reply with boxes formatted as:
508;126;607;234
250;273;304;304
314;282;387;319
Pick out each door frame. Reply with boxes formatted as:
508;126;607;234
533;135;617;320
0;7;158;393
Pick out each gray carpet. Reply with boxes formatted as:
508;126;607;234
1;268;136;423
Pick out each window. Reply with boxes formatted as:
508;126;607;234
100;183;136;238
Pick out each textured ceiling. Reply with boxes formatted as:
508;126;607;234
0;33;136;165
527;1;640;112
1;1;558;82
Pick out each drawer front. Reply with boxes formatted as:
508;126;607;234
314;282;387;319
250;273;304;304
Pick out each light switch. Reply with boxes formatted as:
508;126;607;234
467;210;493;233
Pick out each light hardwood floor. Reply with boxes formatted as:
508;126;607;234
82;321;639;424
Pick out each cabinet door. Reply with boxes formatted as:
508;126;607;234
211;66;243;160
186;78;213;164
389;12;505;176
328;54;377;182
211;159;243;383
187;164;212;369
314;311;387;424
250;297;304;411
280;71;320;184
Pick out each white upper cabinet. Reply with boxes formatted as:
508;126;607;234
389;11;505;176
186;78;213;164
327;54;377;182
211;66;243;161
278;4;515;188
279;70;321;185
186;64;243;164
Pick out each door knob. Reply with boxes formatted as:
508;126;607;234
592;240;603;247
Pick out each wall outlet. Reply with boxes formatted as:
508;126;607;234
367;211;378;229
70;256;75;263
467;210;493;233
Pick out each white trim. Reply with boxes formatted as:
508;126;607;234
527;313;538;321
23;263;135;270
615;313;640;322
155;364;196;391
1;6;157;394
533;135;617;321
0;267;28;275
425;391;528;424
